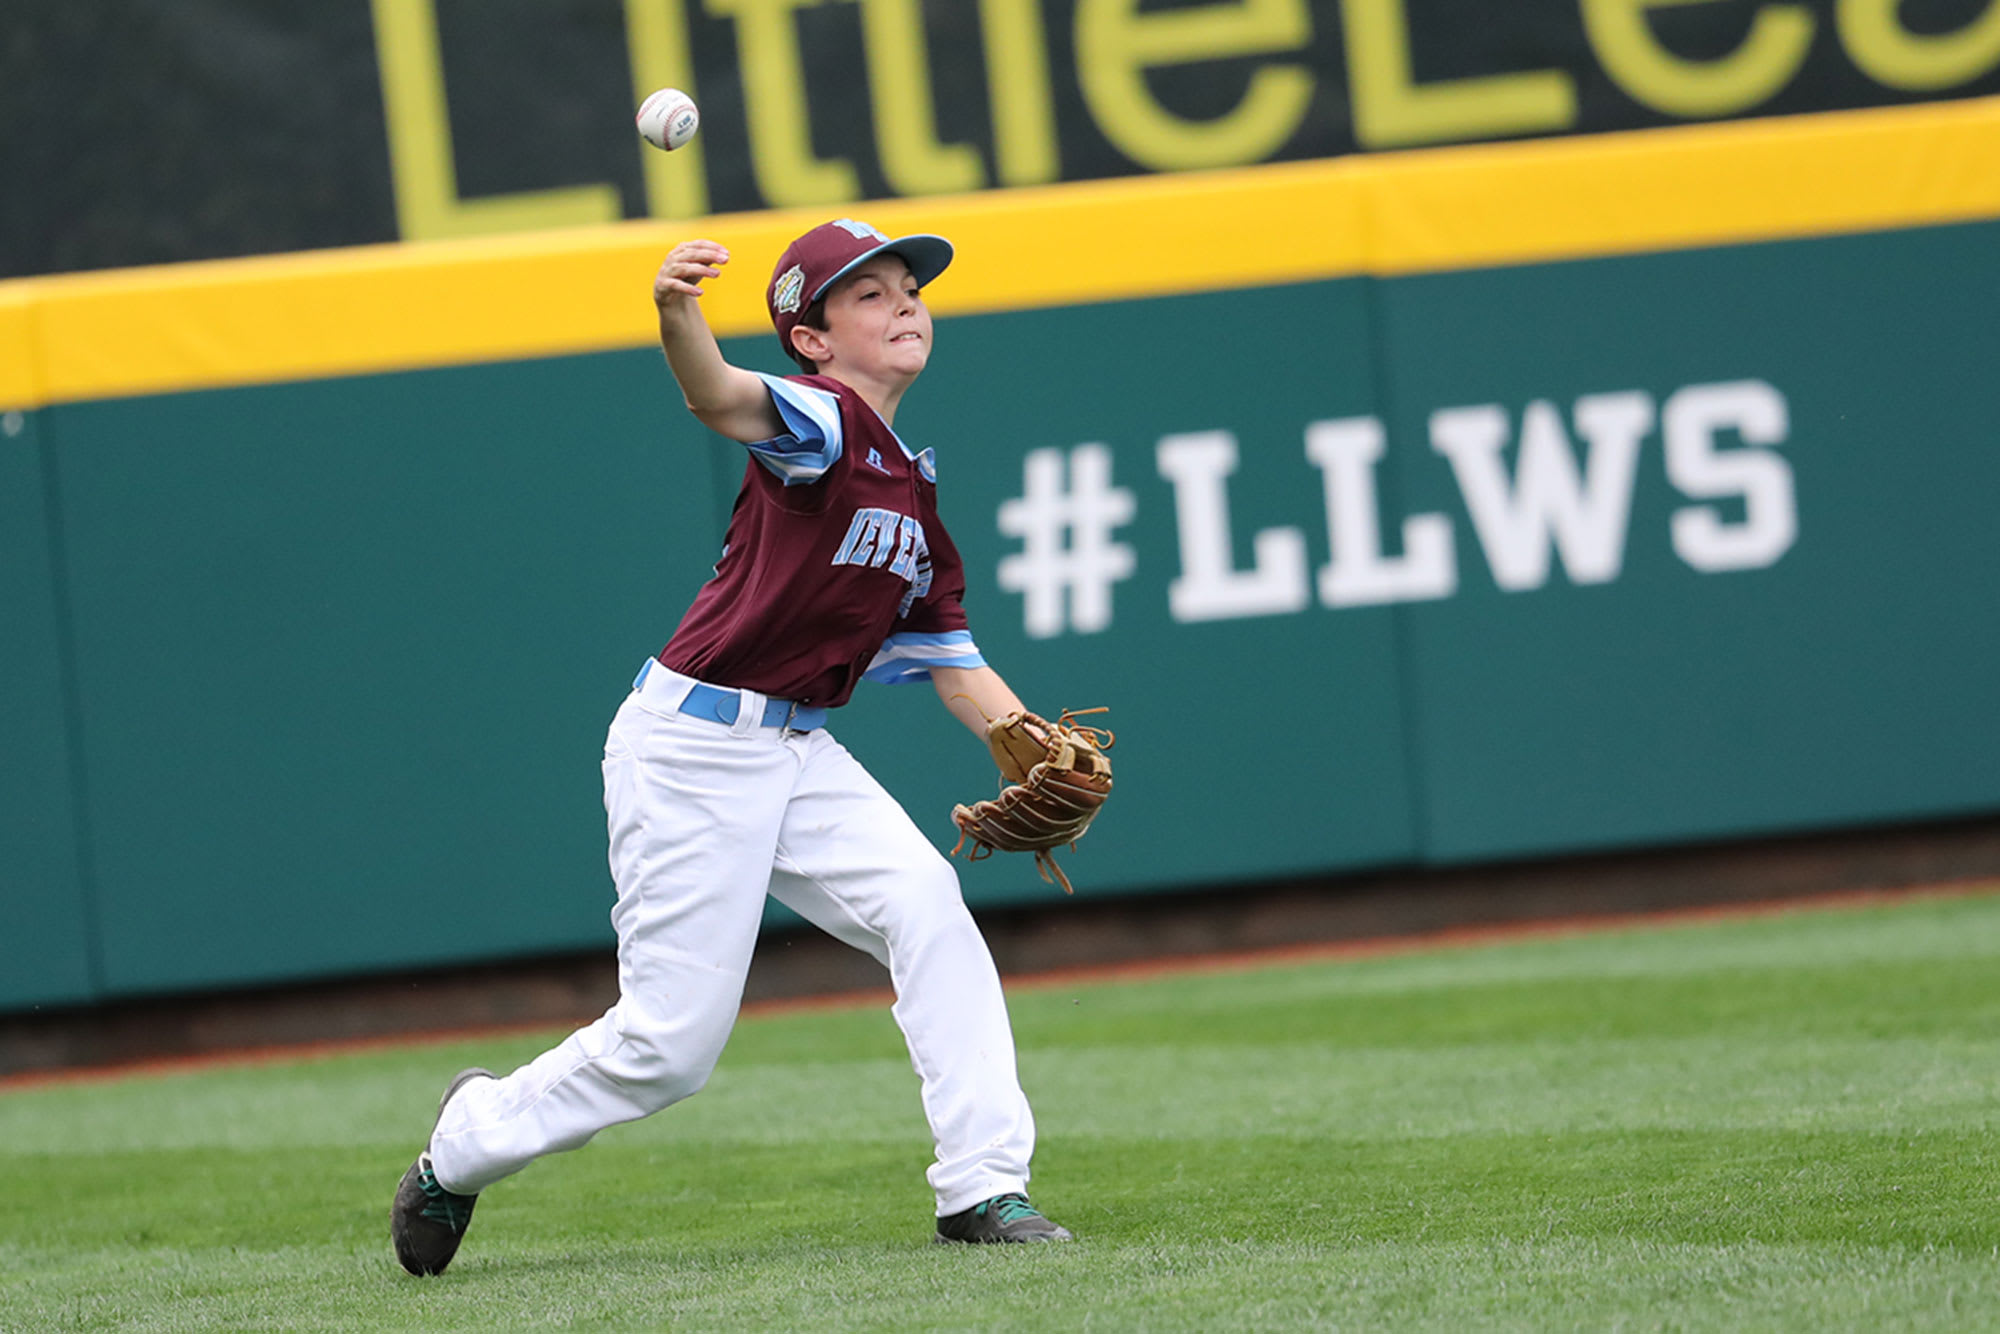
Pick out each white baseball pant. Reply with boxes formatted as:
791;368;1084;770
428;663;1038;1216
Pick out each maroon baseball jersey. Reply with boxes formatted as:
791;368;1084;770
659;373;985;708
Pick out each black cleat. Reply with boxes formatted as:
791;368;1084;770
934;1193;1074;1244
390;1067;493;1275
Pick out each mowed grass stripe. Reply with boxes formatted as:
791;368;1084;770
1;889;1995;1331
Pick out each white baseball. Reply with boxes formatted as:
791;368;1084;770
636;88;700;152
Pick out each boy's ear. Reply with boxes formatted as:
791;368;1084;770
789;323;831;367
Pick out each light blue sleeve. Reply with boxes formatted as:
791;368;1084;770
742;374;844;485
862;630;988;685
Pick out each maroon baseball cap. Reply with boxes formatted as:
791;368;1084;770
768;218;953;358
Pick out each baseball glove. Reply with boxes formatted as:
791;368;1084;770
950;708;1114;894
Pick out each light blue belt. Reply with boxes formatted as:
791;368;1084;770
634;659;828;732
682;682;828;732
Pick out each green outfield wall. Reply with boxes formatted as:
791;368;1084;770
3;102;1998;1010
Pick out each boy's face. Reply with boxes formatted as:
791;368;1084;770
794;255;932;384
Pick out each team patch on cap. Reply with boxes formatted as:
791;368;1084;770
773;264;806;315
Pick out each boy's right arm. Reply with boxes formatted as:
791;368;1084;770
654;239;784;444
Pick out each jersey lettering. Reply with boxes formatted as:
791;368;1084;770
899;548;934;618
662;375;970;709
889;516;923;580
834;507;896;568
834;507;930;579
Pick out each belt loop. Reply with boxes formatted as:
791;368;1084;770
730;689;763;738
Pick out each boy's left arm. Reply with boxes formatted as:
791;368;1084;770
930;665;1025;740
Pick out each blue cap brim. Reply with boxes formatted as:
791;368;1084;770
808;234;954;307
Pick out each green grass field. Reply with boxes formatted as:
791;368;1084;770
3;889;1997;1332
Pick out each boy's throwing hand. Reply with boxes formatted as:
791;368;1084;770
654;239;730;305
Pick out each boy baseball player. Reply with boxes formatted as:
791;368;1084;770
391;218;1072;1275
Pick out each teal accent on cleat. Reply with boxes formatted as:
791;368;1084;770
934;1192;1074;1244
417;1159;475;1232
389;1067;494;1275
392;1152;479;1275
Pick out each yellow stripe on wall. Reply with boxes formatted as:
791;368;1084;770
1365;97;2000;274
0;286;42;412
4;97;1998;411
